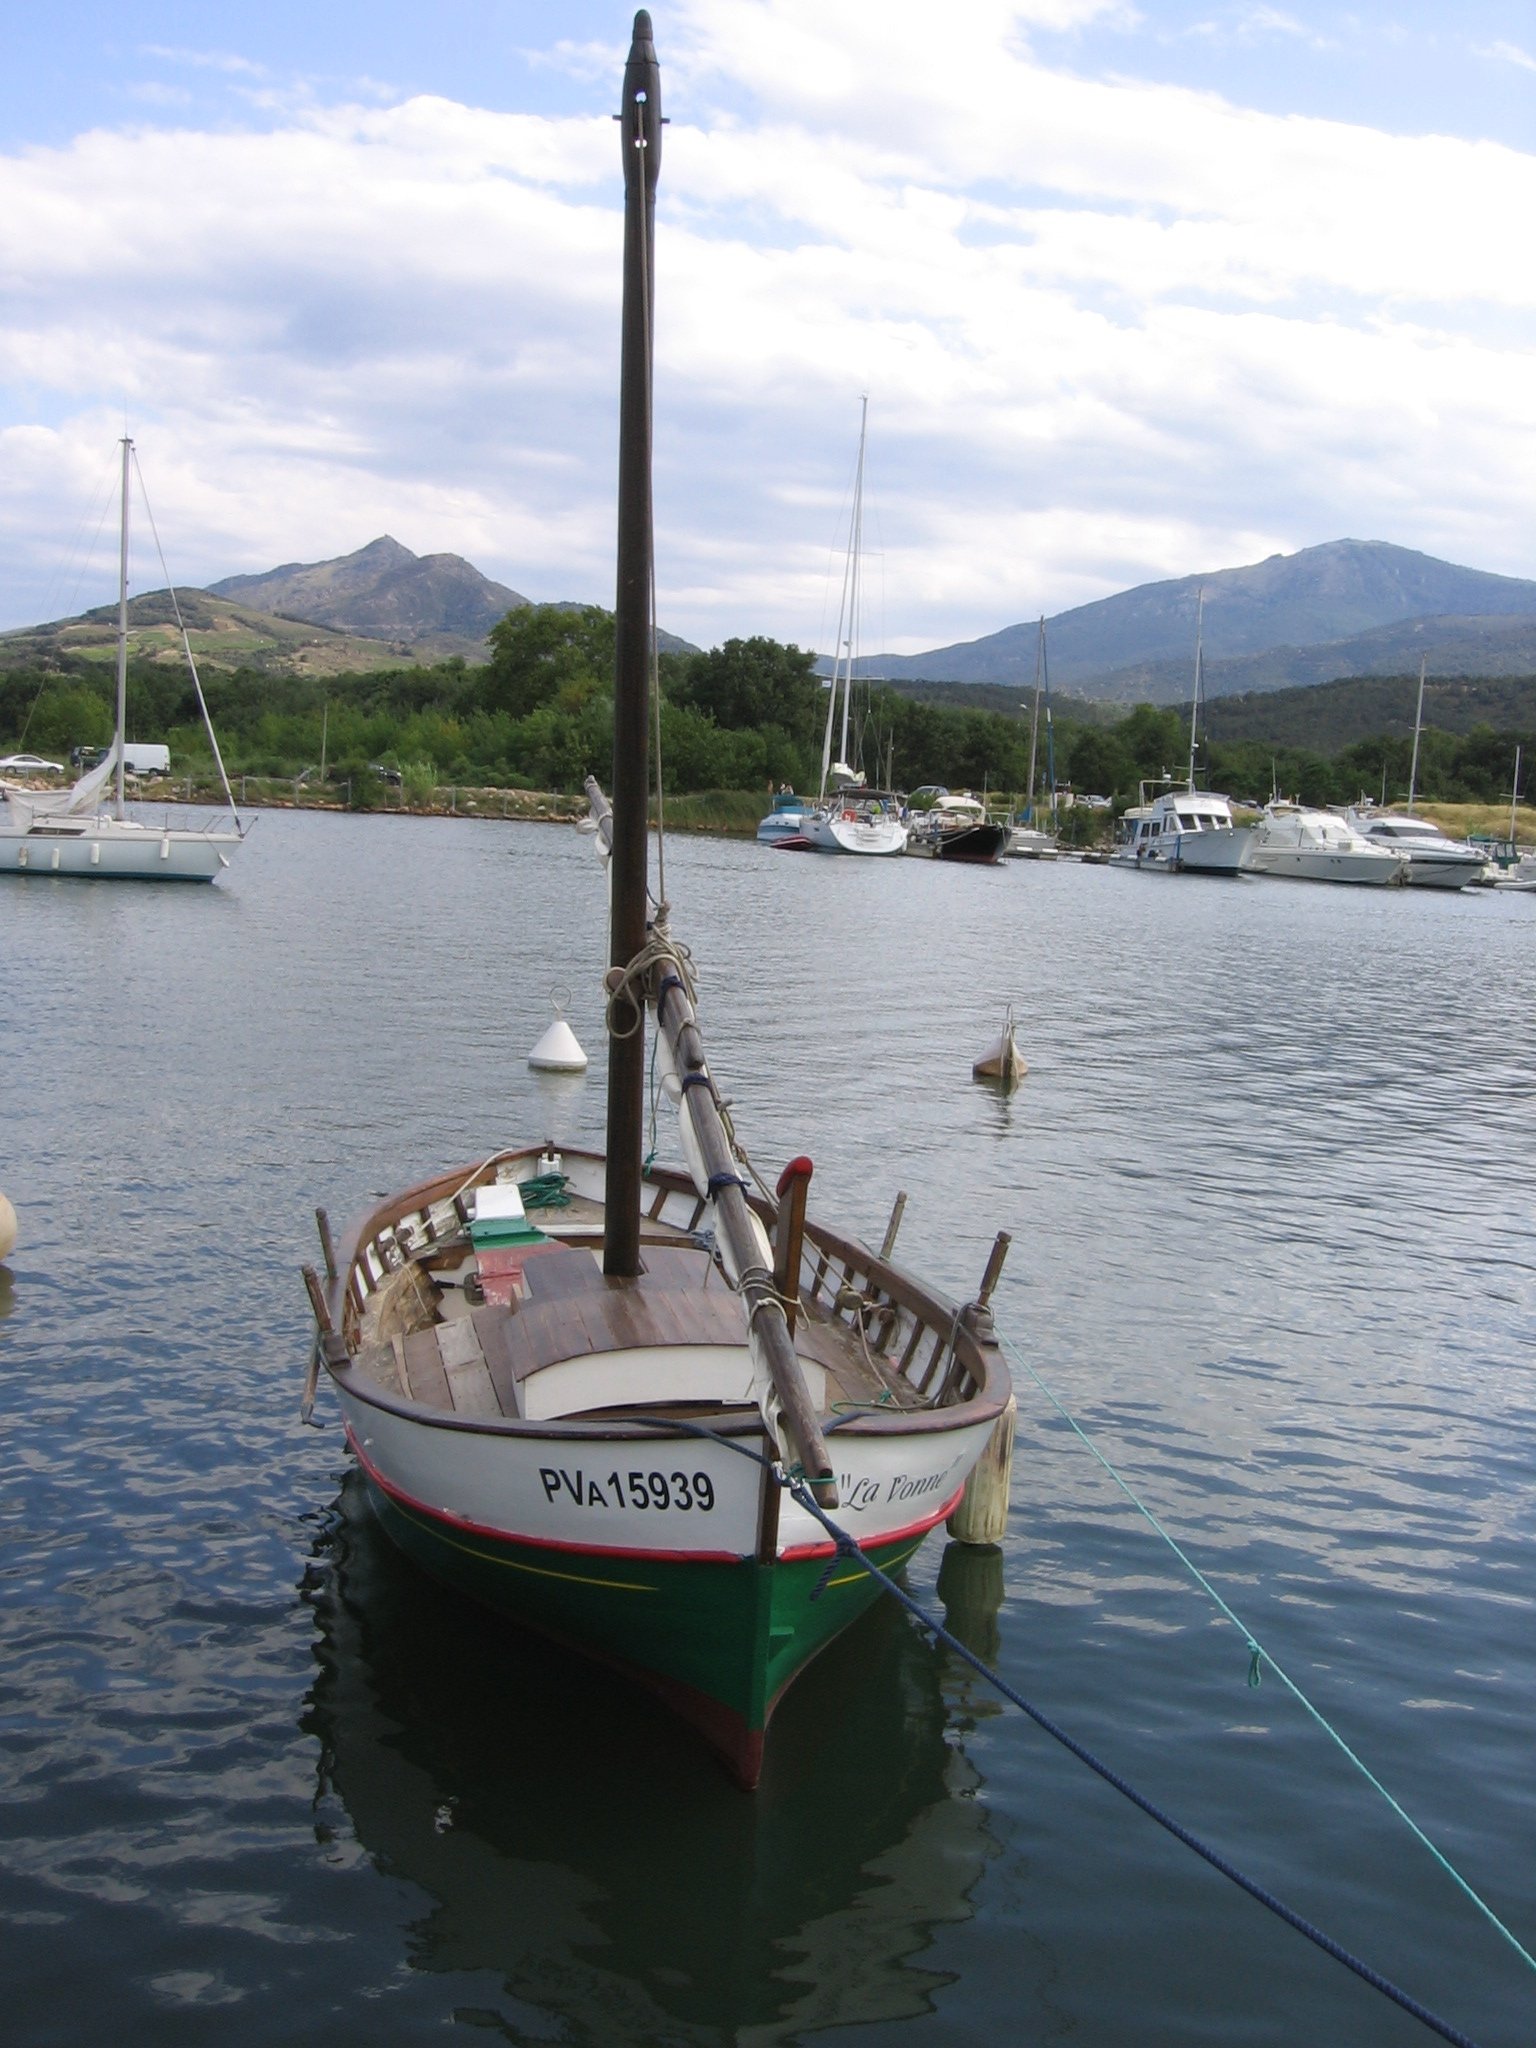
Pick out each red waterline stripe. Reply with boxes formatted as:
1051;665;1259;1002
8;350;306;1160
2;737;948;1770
348;1429;964;1565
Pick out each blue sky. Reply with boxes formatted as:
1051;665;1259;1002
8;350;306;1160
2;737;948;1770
1;2;1533;651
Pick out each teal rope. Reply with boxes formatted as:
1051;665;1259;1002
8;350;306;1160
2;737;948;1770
1001;1332;1536;1978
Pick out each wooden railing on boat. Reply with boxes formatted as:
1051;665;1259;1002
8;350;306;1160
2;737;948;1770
317;1147;1005;1434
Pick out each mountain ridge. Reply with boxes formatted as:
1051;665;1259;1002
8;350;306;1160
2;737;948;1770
853;540;1536;700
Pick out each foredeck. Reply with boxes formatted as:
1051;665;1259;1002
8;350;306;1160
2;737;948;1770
349;1241;920;1423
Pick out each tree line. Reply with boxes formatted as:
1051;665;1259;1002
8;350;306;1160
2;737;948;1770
2;605;1530;810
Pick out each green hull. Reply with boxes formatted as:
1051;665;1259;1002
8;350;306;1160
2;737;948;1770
364;1475;926;1786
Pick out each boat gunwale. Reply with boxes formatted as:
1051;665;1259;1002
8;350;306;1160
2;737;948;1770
323;1145;1013;1442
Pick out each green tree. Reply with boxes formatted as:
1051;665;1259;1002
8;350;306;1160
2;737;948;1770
483;605;614;720
670;638;822;745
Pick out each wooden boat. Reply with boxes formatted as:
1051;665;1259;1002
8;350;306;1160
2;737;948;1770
0;437;245;883
302;11;1013;1789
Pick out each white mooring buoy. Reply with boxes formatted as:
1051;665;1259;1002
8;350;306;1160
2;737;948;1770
0;1190;16;1263
528;985;588;1073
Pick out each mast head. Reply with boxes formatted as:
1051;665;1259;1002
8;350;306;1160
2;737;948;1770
621;11;663;194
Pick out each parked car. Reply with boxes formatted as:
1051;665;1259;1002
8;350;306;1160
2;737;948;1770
0;753;65;774
369;763;403;786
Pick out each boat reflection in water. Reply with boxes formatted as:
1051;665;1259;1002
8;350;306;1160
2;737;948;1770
304;1469;1003;2039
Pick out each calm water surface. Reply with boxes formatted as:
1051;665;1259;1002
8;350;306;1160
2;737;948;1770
2;810;1534;2046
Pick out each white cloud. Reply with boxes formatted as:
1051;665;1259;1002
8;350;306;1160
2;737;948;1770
1480;39;1536;74
0;2;1533;653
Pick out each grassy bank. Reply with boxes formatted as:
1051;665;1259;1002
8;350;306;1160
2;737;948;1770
118;776;767;834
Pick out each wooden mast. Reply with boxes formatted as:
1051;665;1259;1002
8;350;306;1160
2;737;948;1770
605;11;662;1278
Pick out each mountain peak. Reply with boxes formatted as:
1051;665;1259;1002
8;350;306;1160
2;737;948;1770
857;539;1536;701
208;537;529;643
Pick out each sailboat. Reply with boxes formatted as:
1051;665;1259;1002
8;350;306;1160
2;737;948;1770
1108;590;1251;876
301;12;1013;1790
0;438;246;883
1006;618;1059;858
797;399;907;856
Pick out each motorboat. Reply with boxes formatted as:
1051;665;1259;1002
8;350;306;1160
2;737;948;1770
905;793;1008;864
1245;802;1407;885
1005;819;1058;859
1342;809;1491;890
1107;598;1251;878
757;789;809;846
1109;784;1252;876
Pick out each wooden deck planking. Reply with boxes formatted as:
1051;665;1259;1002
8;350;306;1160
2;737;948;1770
437;1314;502;1418
471;1305;524;1418
401;1326;454;1409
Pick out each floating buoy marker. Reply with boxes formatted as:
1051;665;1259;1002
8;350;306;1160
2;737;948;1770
0;1190;16;1262
528;985;588;1073
972;1004;1026;1088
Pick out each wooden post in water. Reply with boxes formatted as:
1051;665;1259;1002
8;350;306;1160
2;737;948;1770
604;11;662;1279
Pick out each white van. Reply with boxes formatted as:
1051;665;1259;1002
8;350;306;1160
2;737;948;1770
122;743;171;776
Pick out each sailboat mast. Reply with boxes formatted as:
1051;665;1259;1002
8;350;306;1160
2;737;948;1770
1186;588;1204;791
1025;617;1042;816
115;436;131;821
604;9;662;1279
1511;745;1522;844
839;396;866;777
1042;620;1057;826
1407;655;1426;812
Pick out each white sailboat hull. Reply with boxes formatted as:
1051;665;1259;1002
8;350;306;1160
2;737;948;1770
799;809;907;856
0;818;240;881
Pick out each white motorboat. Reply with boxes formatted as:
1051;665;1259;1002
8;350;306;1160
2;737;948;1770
1342;809;1488;890
1488;852;1536;892
0;438;246;884
1109;785;1253;876
1005;821;1059;859
1106;597;1250;877
1245;802;1407;886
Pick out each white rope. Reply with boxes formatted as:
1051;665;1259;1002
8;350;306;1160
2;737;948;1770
130;449;240;824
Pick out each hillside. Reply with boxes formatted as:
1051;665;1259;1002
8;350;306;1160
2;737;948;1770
856;540;1536;698
1204;672;1536;751
1081;614;1536;705
0;587;488;677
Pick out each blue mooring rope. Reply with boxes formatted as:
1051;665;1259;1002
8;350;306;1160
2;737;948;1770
620;1414;1486;2047
999;1332;1536;1982
782;1474;1486;2048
